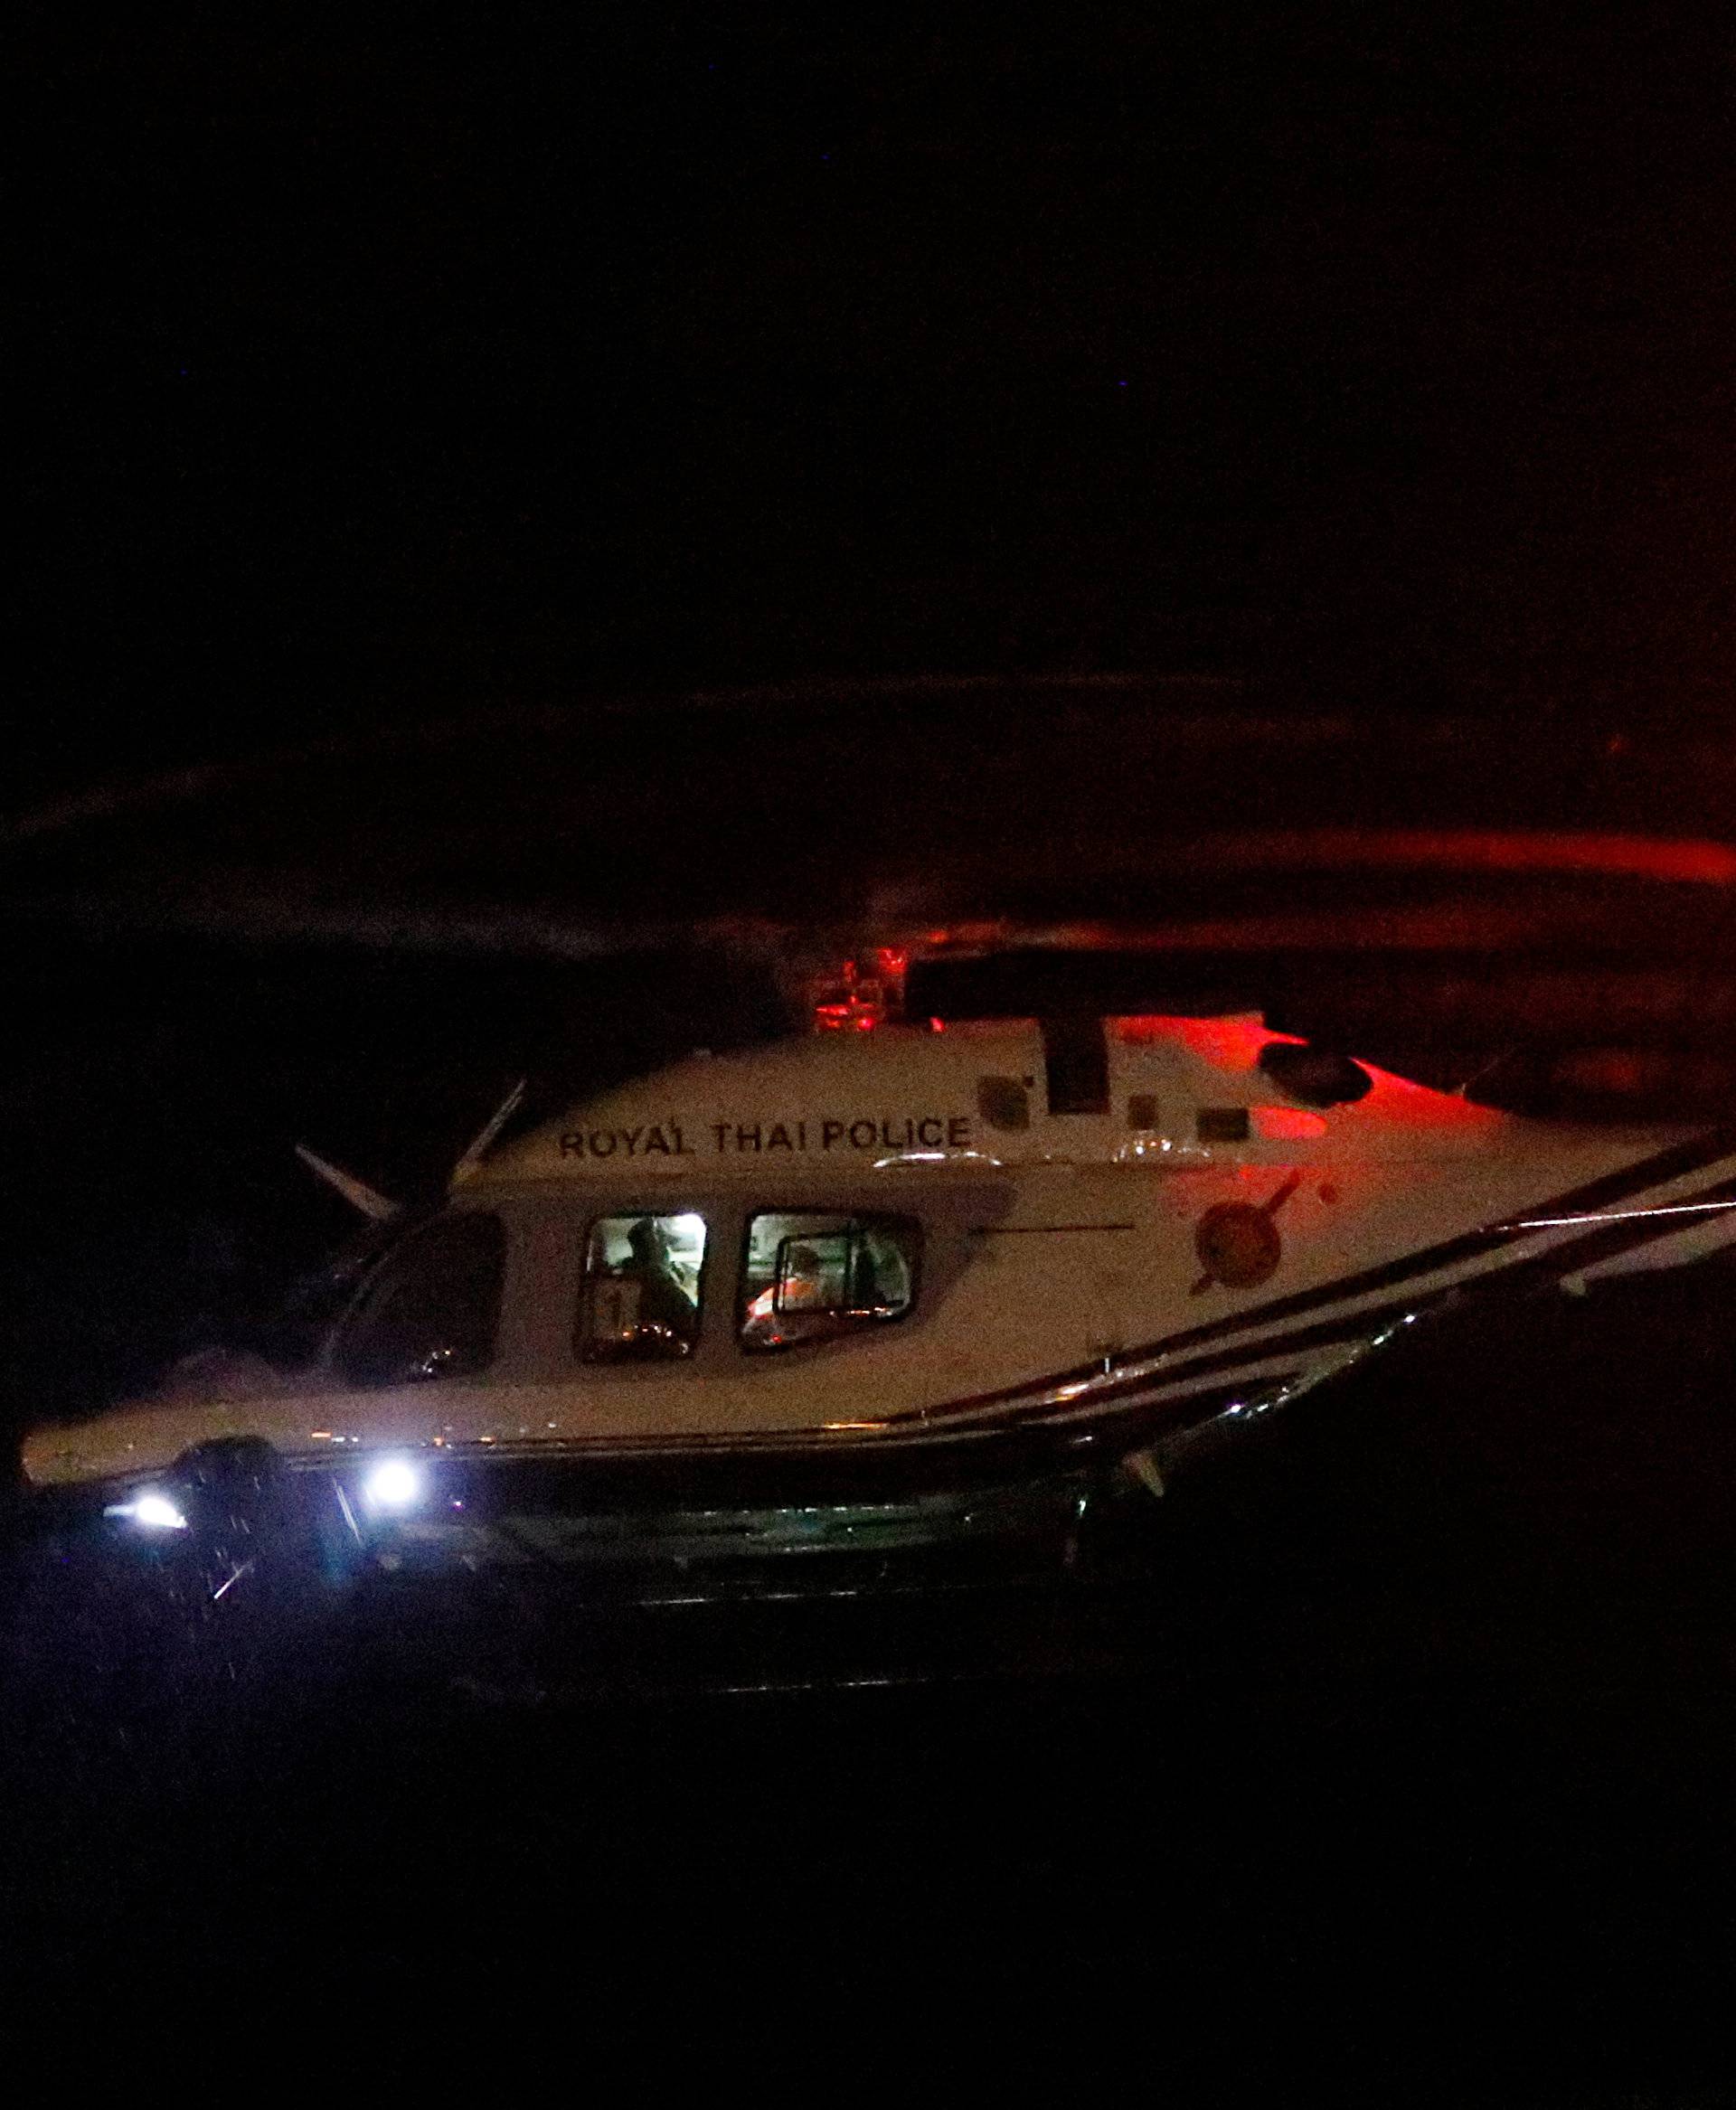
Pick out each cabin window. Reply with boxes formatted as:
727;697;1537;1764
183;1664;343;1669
739;1211;920;1353
577;1211;708;1362
336;1210;506;1389
1196;1107;1250;1143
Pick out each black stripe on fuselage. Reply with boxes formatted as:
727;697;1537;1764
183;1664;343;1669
901;1375;1302;1454
1043;1376;1297;1449
892;1159;1736;1435
1131;1125;1736;1360
917;1125;1736;1426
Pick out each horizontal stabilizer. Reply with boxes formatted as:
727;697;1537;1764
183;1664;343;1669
294;1144;399;1222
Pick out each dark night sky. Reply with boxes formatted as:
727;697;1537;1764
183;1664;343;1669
20;9;1736;800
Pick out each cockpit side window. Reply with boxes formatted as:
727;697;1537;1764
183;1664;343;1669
335;1210;506;1389
577;1211;708;1362
739;1211;920;1353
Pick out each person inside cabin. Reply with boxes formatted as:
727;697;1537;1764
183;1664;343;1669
581;1213;704;1361
621;1215;699;1352
741;1239;828;1346
854;1224;911;1311
778;1243;826;1310
737;1212;917;1351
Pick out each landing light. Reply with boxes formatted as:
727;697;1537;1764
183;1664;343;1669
105;1489;190;1531
363;1457;425;1511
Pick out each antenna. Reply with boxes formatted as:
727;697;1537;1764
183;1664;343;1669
450;1078;527;1186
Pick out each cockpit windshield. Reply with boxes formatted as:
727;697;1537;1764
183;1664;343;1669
335;1210;505;1389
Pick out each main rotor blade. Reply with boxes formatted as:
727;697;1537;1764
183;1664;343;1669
294;1144;400;1223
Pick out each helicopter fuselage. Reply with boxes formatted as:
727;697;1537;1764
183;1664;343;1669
26;1017;1736;1548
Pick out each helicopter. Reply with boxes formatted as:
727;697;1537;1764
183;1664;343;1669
23;935;1736;1587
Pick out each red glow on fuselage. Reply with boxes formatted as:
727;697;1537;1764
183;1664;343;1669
1251;1106;1329;1141
1354;1060;1501;1131
1113;1013;1500;1134
1117;1014;1297;1068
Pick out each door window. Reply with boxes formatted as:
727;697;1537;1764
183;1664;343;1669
740;1211;920;1353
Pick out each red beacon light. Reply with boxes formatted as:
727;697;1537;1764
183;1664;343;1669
809;950;909;1033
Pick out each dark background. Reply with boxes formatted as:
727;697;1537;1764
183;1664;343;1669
20;6;1735;786
9;10;1736;2096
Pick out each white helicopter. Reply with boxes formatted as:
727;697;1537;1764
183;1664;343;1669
24;944;1736;1574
